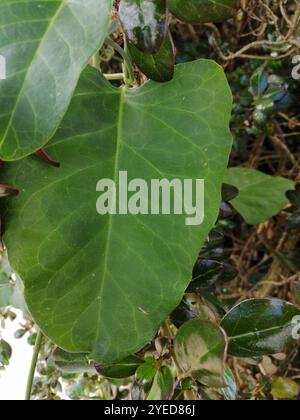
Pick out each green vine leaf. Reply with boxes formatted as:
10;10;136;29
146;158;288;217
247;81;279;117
224;168;294;224
96;354;143;379
221;299;300;357
1;60;232;364
0;0;112;161
168;0;237;24
128;31;175;82
174;319;228;387
119;0;168;53
147;365;175;400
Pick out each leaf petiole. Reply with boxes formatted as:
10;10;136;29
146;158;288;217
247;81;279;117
104;73;125;81
105;37;135;86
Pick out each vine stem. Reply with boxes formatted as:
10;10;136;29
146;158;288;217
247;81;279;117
25;329;43;401
104;73;125;81
105;37;135;86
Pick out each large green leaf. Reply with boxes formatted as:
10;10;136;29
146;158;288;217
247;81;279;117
174;319;228;387
224;168;294;224
1;60;233;364
221;299;300;357
0;0;112;161
168;0;237;24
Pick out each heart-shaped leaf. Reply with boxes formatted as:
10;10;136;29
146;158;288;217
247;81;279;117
168;0;237;24
128;31;175;82
1;60;232;364
224;168;294;224
119;0;168;53
174;319;228;387
221;299;300;357
0;0;112;161
147;365;175;400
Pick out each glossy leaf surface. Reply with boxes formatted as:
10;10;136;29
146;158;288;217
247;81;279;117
221;299;300;357
128;31;175;82
96;355;142;378
119;0;168;53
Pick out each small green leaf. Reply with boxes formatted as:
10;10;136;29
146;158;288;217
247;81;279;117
14;329;27;339
96;355;142;379
0;255;27;312
221;365;237;400
0;0;112;161
136;356;158;381
271;376;299;399
0;339;12;366
192;259;237;288
224;168;294;224
128;31;175;82
174;319;228;387
249;68;268;97
52;347;96;374
221;183;239;202
221;299;300;357
119;0;168;53
169;0;237;24
147;365;175;400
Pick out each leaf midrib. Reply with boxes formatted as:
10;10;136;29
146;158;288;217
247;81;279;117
94;86;125;346
0;0;66;150
228;324;289;342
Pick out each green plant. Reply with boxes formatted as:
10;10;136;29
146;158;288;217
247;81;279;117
0;0;299;401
